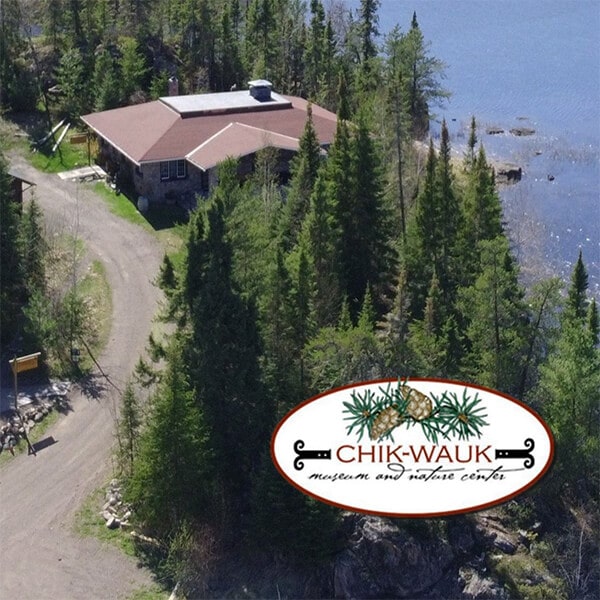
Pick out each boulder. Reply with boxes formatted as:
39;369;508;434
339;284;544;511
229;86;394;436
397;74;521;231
334;516;455;598
493;534;517;554
486;127;504;135
495;164;522;184
510;127;535;137
105;516;120;529
462;569;509;599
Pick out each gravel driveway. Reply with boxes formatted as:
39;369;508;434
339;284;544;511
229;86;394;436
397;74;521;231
0;155;164;599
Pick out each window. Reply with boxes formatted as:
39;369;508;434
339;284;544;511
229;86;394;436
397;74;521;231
200;169;209;194
160;160;187;181
160;162;170;181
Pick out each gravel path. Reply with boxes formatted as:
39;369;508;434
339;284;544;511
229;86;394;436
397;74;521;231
0;155;164;599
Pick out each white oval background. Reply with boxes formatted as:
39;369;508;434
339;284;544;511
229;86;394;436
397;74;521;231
271;379;554;516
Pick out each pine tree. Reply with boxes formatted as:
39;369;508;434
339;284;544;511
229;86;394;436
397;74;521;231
463;115;478;171
282;104;322;250
401;12;448;138
567;249;589;319
245;0;277;79
20;197;47;296
407;273;446;377
459;144;503;284
128;343;213;534
117;380;141;477
384;26;410;242
185;200;270;505
304;0;326;99
458;237;527;394
118;37;148;102
588;298;599;346
356;0;380;94
330;110;394;322
216;0;244;90
435;120;462;302
55;48;89;118
0;152;24;344
261;246;297;416
379;267;411;374
298;172;340;328
538;259;600;487
93;48;120;111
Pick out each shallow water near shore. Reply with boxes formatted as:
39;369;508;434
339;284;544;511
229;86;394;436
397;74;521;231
347;0;600;294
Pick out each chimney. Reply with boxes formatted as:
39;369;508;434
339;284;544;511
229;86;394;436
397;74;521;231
168;76;179;96
248;79;273;102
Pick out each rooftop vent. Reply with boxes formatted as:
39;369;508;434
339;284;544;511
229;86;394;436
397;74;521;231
248;79;273;102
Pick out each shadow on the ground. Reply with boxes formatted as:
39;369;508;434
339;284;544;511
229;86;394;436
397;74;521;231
79;374;108;401
32;436;58;454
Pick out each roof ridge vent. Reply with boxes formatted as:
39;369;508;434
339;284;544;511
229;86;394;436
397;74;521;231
248;79;273;102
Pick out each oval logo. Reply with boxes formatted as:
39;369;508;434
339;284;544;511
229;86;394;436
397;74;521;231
271;378;554;517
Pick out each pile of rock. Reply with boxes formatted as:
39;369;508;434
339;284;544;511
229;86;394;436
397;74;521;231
100;479;133;529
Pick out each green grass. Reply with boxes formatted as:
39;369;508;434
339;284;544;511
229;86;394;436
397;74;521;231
490;552;567;600
0;410;60;466
126;584;170;600
93;182;188;253
74;485;137;556
29;133;91;173
76;259;113;369
93;183;151;230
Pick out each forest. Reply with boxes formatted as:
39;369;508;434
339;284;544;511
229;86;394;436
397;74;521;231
1;0;598;598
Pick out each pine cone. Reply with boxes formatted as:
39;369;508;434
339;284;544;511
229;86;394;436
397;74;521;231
400;385;433;421
369;406;402;440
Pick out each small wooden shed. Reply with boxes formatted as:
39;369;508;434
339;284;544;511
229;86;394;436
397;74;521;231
7;167;36;207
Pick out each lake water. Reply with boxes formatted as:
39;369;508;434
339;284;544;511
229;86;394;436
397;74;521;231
346;0;600;295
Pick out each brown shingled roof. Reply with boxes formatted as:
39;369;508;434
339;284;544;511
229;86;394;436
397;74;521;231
81;94;337;167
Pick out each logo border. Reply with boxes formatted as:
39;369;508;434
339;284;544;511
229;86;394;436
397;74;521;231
270;377;555;518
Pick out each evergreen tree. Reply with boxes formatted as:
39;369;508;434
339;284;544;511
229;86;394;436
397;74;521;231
407;122;461;315
463;115;478;171
216;0;244;90
185;200;270;505
458;237;527;394
93;48;120;111
401;12;448;137
356;0;380;93
407;273;446;377
118;37;148;103
538;264;599;488
517;277;563;400
303;0;326;99
55;48;89;118
342;111;395;319
298;172;340;328
384;26;410;242
567;249;588;319
261;246;298;417
459;144;503;283
435;120;461;302
588;298;599;345
0;153;24;344
19;197;47;296
117;380;141;477
282;104;322;250
128;343;213;534
379;267;411;374
245;0;277;79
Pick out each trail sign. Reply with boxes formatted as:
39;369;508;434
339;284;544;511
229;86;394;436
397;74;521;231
9;352;41;375
70;133;88;145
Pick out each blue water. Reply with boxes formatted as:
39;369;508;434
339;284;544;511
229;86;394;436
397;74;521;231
347;0;600;294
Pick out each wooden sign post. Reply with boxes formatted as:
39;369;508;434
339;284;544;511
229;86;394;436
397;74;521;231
8;353;41;456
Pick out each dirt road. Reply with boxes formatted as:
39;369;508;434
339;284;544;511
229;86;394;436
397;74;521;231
0;155;164;599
